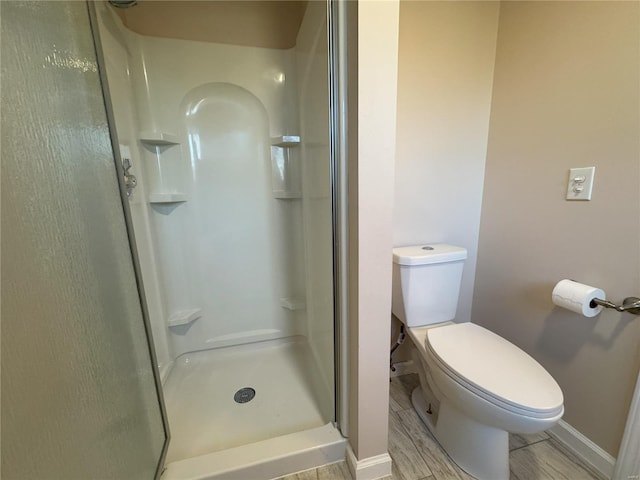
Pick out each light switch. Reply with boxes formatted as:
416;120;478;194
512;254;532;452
566;167;595;201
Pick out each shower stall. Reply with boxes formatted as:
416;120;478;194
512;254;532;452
90;0;345;476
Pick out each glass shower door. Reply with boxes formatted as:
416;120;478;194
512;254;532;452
1;2;169;478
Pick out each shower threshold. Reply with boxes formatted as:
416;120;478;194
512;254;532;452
162;423;345;480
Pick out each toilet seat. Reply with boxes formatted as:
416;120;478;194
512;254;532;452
414;323;563;418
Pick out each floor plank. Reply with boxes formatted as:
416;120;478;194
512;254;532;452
389;374;419;412
276;468;318;480
388;408;432;480
389;391;405;413
509;431;550;451
510;439;595;480
316;461;352;480
395;407;465;480
382;461;431;480
399;373;420;393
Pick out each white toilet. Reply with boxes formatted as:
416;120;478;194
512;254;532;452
392;244;564;480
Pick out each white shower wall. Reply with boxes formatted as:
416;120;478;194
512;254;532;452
95;5;174;380
134;35;308;357
96;2;338;364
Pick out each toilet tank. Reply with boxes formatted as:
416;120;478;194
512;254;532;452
392;244;467;327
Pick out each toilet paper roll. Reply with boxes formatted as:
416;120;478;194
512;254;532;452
552;279;605;317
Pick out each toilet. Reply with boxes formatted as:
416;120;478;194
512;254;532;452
391;244;564;480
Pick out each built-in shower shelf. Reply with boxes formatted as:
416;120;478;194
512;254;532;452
280;297;306;311
140;131;180;146
168;308;202;327
149;193;188;204
271;135;301;148
273;190;302;200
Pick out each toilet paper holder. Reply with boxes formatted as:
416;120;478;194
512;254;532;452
591;297;640;315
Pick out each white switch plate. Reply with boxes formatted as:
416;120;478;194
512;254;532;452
566;166;595;201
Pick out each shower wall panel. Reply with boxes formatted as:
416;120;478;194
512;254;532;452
135;35;306;357
95;4;174;381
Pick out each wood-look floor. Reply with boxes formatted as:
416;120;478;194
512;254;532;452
278;374;598;480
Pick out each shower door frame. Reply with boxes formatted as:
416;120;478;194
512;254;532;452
328;0;350;437
85;2;172;477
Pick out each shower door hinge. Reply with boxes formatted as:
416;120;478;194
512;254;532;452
122;156;137;197
119;144;137;198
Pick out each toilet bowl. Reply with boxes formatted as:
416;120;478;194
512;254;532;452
392;244;564;480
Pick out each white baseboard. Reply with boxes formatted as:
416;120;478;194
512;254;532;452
345;444;392;480
548;420;615;479
389;360;417;377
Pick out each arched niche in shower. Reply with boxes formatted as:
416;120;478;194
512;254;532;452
167;82;300;355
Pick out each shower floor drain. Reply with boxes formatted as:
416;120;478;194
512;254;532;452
234;387;256;404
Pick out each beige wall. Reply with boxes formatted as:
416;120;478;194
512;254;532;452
392;1;500;362
348;0;399;465
474;1;640;456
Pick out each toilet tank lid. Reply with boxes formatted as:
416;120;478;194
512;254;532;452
393;244;467;266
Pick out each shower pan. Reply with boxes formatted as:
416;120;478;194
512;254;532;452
90;0;347;477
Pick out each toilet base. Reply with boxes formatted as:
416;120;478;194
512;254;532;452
412;387;509;480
